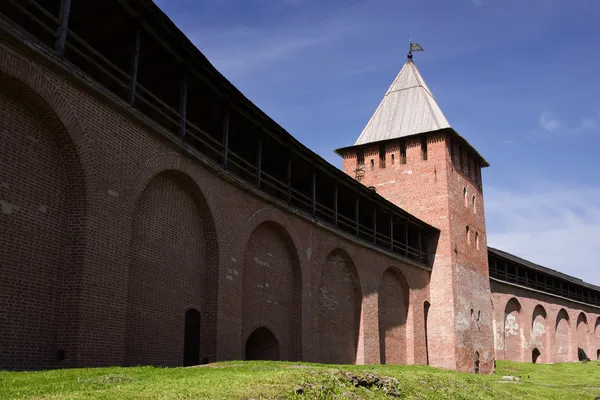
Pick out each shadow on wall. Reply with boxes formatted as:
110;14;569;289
319;249;362;364
0;74;88;370
245;327;280;361
378;268;410;365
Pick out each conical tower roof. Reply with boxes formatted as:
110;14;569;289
354;58;450;146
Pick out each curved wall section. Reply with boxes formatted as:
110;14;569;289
0;91;70;369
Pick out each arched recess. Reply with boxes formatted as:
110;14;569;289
531;305;548;363
319;249;362;364
576;313;589;356
532;348;541;364
242;221;302;361
555;308;571;363
245;327;280;361
378;267;410;364
503;298;523;362
126;170;218;366
0;73;88;369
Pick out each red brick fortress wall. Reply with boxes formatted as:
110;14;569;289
0;42;433;370
491;280;600;364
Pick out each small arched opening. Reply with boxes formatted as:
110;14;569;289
183;309;201;366
474;351;480;374
597;349;599;361
245;327;280;361
532;348;541;364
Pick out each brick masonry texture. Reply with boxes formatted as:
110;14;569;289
491;280;600;363
0;42;431;370
1;39;599;373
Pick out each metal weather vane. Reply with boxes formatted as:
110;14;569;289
408;40;424;60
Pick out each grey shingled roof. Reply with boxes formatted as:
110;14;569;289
354;58;450;146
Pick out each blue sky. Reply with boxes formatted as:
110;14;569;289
155;0;600;285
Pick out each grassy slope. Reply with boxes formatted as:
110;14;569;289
1;361;599;400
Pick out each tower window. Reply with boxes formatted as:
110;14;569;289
472;195;476;213
379;143;386;168
475;231;480;250
357;148;365;166
370;159;374;170
421;135;428;161
400;139;407;164
463;187;468;207
391;153;395;164
466;225;471;245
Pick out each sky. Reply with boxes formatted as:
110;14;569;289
154;0;600;286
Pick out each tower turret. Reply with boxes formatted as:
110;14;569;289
336;52;493;373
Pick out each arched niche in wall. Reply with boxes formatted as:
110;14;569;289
318;249;362;364
531;305;548;363
378;267;410;365
241;221;302;361
503;298;523;362
555;308;571;363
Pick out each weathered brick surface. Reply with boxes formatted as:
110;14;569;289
0;42;432;370
340;133;494;373
491;280;600;363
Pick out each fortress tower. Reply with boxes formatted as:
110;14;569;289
336;52;495;373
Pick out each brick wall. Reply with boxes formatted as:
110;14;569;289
491;280;600;363
0;41;432;370
2;34;596;372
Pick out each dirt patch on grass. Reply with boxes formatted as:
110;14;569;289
292;370;401;398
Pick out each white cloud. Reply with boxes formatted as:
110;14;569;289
539;111;560;133
535;110;599;137
185;4;365;78
486;183;600;286
580;117;597;131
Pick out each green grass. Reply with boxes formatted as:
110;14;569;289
1;360;599;399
